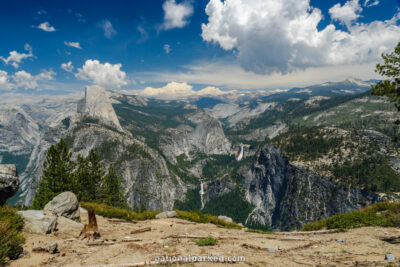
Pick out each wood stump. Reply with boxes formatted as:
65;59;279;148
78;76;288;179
79;209;100;240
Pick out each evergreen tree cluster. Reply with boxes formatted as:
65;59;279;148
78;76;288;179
32;139;127;209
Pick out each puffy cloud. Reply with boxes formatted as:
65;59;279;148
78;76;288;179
37;21;56;32
329;0;362;27
364;0;379;7
162;0;194;30
99;19;116;38
0;44;34;68
139;82;228;99
12;69;55;89
0;71;12;90
201;0;400;75
64;41;82;49
75;59;128;89
164;44;171;54
61;61;74;72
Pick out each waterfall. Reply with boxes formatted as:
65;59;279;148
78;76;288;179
200;182;205;209
237;145;244;161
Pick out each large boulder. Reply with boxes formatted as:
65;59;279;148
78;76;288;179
0;164;19;205
56;216;84;236
155;211;177;219
44;192;80;221
17;210;57;234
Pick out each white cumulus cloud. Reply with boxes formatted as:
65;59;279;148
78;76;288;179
162;0;194;30
139;81;228;99
0;71;12;90
99;19;117;38
329;0;362;28
37;21;56;32
12;69;55;90
75;59;128;89
61;61;74;72
201;0;400;75
0;44;34;68
64;41;82;49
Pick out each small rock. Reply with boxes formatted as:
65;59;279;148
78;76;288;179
32;242;58;254
155;211;177;219
218;215;233;223
268;248;276;253
238;223;244;227
44;192;80;221
337;238;344;242
385;254;395;261
17;210;57;234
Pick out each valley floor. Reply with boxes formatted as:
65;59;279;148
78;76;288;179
9;211;400;267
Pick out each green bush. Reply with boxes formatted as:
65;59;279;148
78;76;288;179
193;237;218;246
80;202;161;221
301;202;400;231
80;202;243;229
176;210;243;229
0;206;25;264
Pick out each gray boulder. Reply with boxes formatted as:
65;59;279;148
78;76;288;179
156;211;177;219
17;210;57;234
0;164;19;205
218;215;233;223
44;192;80;221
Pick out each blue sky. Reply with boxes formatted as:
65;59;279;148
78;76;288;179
0;0;399;95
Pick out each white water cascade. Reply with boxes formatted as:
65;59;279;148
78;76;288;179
200;182;205;209
237;145;244;161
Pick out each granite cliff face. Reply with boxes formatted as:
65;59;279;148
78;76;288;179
241;145;380;230
77;85;122;131
159;110;231;164
65;123;187;210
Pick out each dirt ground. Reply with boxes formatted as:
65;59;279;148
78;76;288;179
9;210;400;267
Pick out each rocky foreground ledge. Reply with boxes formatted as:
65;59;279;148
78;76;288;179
10;207;400;266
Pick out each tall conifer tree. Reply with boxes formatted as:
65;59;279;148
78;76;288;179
32;139;75;209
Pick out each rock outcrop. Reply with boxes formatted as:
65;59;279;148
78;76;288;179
0;164;19;205
77;85;122;131
44;192;80;221
17;210;57;234
241;145;380;230
159;110;231;164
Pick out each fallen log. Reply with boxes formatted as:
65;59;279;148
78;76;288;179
130;227;151;234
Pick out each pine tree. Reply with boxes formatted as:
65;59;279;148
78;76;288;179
32;139;75;209
74;150;105;202
100;164;127;208
372;42;400;117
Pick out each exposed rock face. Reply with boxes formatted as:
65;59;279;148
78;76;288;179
44;192;80;221
202;180;235;205
0;164;19;205
77;85;122;131
241;145;380;230
67;124;186;211
159;110;231;163
17;210;57;234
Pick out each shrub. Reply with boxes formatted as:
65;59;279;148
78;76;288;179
80;202;243;229
0;206;25;264
175;210;243;229
80;202;160;221
193;237;218;246
301;202;400;231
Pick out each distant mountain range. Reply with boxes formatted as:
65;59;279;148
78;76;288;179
1;77;398;230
